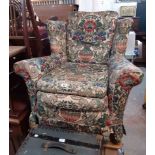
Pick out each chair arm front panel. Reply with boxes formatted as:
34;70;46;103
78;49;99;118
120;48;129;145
13;55;62;111
108;54;144;122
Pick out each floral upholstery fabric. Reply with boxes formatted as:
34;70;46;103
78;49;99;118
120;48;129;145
107;54;144;141
37;91;108;112
67;11;118;64
36;91;110;134
14;11;144;144
46;20;67;60
111;18;133;55
37;62;108;98
108;54;144;121
13;54;63;110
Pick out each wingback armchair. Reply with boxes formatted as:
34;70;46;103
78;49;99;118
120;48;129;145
14;11;143;143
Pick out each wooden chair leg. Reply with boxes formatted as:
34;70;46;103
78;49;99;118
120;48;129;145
103;142;124;155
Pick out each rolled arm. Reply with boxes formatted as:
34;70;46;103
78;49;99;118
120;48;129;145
14;54;62;82
109;54;144;88
13;54;63;110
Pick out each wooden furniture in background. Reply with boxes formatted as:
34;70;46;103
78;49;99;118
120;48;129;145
9;45;31;155
9;0;32;57
9;109;30;155
26;0;43;56
9;1;32;154
9;0;44;57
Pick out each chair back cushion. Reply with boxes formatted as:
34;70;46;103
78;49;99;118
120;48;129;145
67;11;118;64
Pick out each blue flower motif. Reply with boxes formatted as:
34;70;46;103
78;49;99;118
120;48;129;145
95;82;104;87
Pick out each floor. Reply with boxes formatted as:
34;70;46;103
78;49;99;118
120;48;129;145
123;67;146;155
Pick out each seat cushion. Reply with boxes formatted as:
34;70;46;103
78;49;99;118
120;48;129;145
36;91;110;134
37;91;108;112
37;62;108;98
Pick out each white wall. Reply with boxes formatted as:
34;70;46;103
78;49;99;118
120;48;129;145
77;0;137;15
78;0;93;11
93;0;114;11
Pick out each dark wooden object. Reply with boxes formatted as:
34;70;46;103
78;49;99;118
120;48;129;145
9;2;32;152
9;45;31;155
9;109;30;155
26;0;43;56
9;0;32;57
9;0;44;57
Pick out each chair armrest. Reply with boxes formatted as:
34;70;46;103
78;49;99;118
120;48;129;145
109;54;143;88
14;54;62;83
108;54;144;123
13;54;63;111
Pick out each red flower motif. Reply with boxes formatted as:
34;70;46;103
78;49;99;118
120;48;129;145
84;20;96;33
60;110;81;123
116;73;132;91
106;120;112;126
16;68;30;81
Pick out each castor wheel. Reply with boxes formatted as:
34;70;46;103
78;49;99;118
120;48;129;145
118;148;125;155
